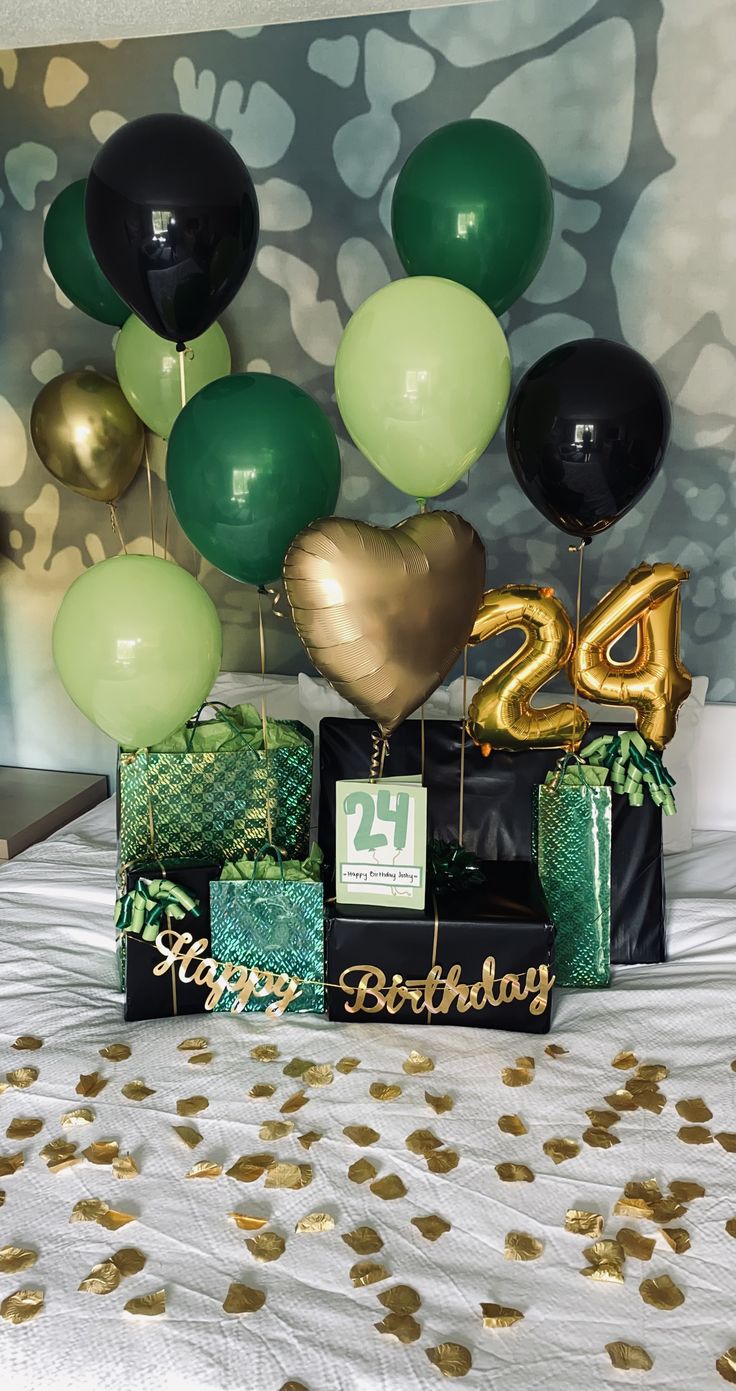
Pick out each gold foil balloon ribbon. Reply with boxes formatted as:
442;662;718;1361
283;511;485;737
30;369;144;504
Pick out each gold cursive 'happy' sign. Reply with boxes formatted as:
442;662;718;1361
152;929;554;1019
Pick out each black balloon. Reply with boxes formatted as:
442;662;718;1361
85;113;259;345
506;338;670;540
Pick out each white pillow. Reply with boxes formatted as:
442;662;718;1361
209;672;302;722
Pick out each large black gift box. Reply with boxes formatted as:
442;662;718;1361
319;717;664;965
327;860;554;1032
120;861;220;1022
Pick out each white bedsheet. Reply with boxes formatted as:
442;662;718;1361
1;802;734;1391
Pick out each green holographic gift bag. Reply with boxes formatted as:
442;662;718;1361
117;702;313;875
532;758;611;988
210;844;325;1014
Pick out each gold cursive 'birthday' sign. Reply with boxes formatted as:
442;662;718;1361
152;928;554;1020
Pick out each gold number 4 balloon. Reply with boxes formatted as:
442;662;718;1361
467;563;691;752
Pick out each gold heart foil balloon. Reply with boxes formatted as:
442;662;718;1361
31;369;144;503
283;511;485;735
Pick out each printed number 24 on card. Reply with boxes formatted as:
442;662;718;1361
335;777;428;910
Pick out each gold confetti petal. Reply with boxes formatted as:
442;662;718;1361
412;1215;451;1242
426;1148;459;1174
60;1108;94;1128
677;1125;713;1145
369;1082;402;1102
113;1154;139;1180
342;1226;383;1255
344;1125;380;1147
295;1212;334;1234
604;1089;637;1112
585;1109;620;1129
336;1056;360;1074
584;1239;625;1267
726;1219;736;1240
265;1162;312;1190
636;1090;667;1116
124;1290;165;1317
350;1259;389;1287
498;1114;527;1136
611;1050;638;1070
303;1064;333;1088
70;1198;107;1222
618;1228;655;1260
298;1131;322;1151
186;1160;222;1179
669;1180;705;1202
651;1198;687;1225
79;1260;121;1295
481;1303;524;1328
516;1055;535;1070
505;1232;543;1262
403;1051;434;1075
0;1192;5;1208
605;1342;653;1372
636;1063;668;1082
246;1232;286;1262
227;1154;274;1183
188;1052;213;1066
378;1284;421;1315
675;1097;713;1123
83;1140;119;1165
223;1282;266;1314
280;1383;308;1390
370;1174;407;1201
280;1091;309;1115
76;1071;107;1097
12;1036;43;1051
661;1227;690;1254
0;1153;24;1176
425;1091;453;1114
639;1274;685;1310
405;1128;442;1156
501;1067;533;1088
580;1263;624;1284
172;1125;202;1150
0;1289;44;1324
228;1212;268;1231
583;1126;620;1149
716;1132;736;1153
614;1197;655;1221
111;1248;146;1278
178;1036;208;1051
543;1137;580;1165
495;1162;534;1183
121;1080;154;1101
544;1044;568;1058
375;1312;421;1343
6;1118;42;1140
176;1095;208;1116
249;1084;276;1099
40;1137;76;1163
0;1246;37;1274
716;1349;736;1385
565;1210;604;1238
6;1067;39;1090
251;1044;279;1062
260;1120;294;1141
282;1057;314;1077
99;1043;131;1062
348;1158;377;1185
426;1343;472;1378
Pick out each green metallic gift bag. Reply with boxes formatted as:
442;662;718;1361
533;758;611;988
117;702;313;875
210;845;325;1014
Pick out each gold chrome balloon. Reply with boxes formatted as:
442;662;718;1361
30;369;144;503
467;584;590;751
570;562;691;749
283;511;486;736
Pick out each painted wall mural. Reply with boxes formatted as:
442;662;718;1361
0;0;734;775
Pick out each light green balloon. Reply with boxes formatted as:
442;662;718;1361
115;316;232;439
334;276;511;499
53;555;222;749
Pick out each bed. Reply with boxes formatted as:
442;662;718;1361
1;791;734;1391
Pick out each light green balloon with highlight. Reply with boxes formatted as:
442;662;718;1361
53;554;222;750
334;275;511;500
115;316;232;439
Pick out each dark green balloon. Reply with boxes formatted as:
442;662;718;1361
167;373;341;587
392;120;553;316
43;179;129;326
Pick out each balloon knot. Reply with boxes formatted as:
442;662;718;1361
175;341;186;354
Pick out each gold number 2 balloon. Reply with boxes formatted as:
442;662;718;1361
570;562;692;749
467;584;590;751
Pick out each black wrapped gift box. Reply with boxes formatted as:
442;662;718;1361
319;717;664;965
120;861;220;1022
327;860;555;1032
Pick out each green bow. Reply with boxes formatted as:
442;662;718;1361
114;877;201;943
428;839;485;893
578;731;677;815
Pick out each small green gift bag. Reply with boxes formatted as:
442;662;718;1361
210;845;325;1014
533;758;611;988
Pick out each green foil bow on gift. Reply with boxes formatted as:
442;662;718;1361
578;730;677;815
114;877;201;943
428;839;485;894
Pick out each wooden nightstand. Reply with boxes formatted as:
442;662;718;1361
0;767;109;859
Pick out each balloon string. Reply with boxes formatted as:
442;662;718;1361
109;504;127;555
458;645;468;845
369;729;390;783
420;704;425;783
257;587;274;844
143;439;156;557
569;539;587;748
